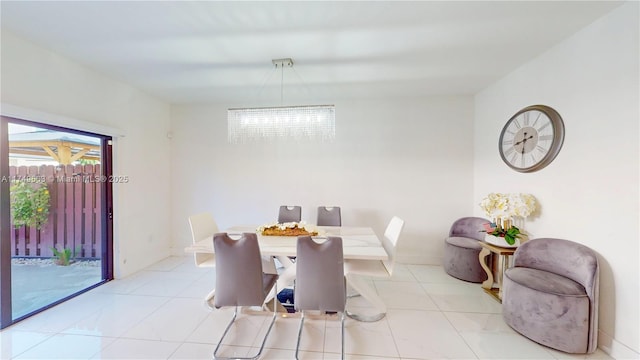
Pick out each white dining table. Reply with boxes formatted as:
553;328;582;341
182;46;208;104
184;225;390;321
185;225;388;260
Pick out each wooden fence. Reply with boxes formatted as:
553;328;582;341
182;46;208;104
9;165;102;259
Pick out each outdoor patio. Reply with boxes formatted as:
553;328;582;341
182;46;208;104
11;258;102;319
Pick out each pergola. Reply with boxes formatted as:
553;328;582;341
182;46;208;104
9;130;101;165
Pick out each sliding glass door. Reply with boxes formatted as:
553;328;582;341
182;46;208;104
0;115;113;328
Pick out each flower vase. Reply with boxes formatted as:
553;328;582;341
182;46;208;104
484;234;520;248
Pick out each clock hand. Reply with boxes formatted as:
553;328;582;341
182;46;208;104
520;132;529;154
515;132;534;146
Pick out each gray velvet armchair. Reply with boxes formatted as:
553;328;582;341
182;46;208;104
443;217;489;282
502;238;599;354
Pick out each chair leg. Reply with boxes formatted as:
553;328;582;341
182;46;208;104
251;308;277;360
346;283;360;298
213;306;239;359
345;273;387;322
205;288;216;302
341;312;345;360
213;284;278;360
203;288;216;310
251;283;278;360
295;311;305;360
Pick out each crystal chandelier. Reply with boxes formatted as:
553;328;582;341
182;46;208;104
227;58;335;144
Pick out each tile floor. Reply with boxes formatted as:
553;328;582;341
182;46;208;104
0;256;614;359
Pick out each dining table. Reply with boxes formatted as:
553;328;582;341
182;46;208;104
184;224;390;321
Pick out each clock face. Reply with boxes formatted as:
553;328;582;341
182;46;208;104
499;105;565;173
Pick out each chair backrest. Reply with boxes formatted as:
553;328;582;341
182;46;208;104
188;213;219;243
448;217;488;241
278;205;302;223
381;216;405;276
188;213;219;267
513;237;599;352
213;233;268;308
295;236;346;312
317;206;341;226
513;237;599;298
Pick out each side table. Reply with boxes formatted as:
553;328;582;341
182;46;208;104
478;242;516;303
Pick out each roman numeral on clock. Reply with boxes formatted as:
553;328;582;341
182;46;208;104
538;122;551;132
531;112;542;127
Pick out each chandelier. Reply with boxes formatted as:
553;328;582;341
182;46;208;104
227;58;335;144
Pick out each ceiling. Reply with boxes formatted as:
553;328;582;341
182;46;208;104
0;1;622;105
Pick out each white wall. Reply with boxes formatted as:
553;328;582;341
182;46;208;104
474;3;639;358
170;96;474;264
1;31;172;278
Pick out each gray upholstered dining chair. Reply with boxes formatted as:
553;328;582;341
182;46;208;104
343;216;405;322
278;205;302;223
277;205;302;267
295;236;347;360
502;238;599;354
443;217;490;283
210;233;279;360
317;206;342;226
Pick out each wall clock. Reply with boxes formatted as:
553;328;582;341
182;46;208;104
499;104;565;173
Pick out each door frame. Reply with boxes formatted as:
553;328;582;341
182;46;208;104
0;115;114;329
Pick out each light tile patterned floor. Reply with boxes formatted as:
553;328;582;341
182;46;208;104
0;256;614;359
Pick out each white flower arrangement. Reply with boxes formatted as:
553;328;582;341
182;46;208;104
256;221;314;232
479;193;536;219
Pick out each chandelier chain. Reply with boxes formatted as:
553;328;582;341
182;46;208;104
280;61;284;106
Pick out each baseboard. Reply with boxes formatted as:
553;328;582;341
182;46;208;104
598;330;639;359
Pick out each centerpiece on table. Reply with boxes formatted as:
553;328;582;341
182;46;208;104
478;193;536;248
257;221;318;236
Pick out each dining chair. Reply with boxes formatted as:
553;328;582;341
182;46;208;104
188;213;218;302
317;206;342;226
343;216;405;322
295;236;347;360
276;205;303;274
278;205;302;223
210;232;279;360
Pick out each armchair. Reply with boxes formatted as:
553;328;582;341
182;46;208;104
443;217;489;282
502;238;599;354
